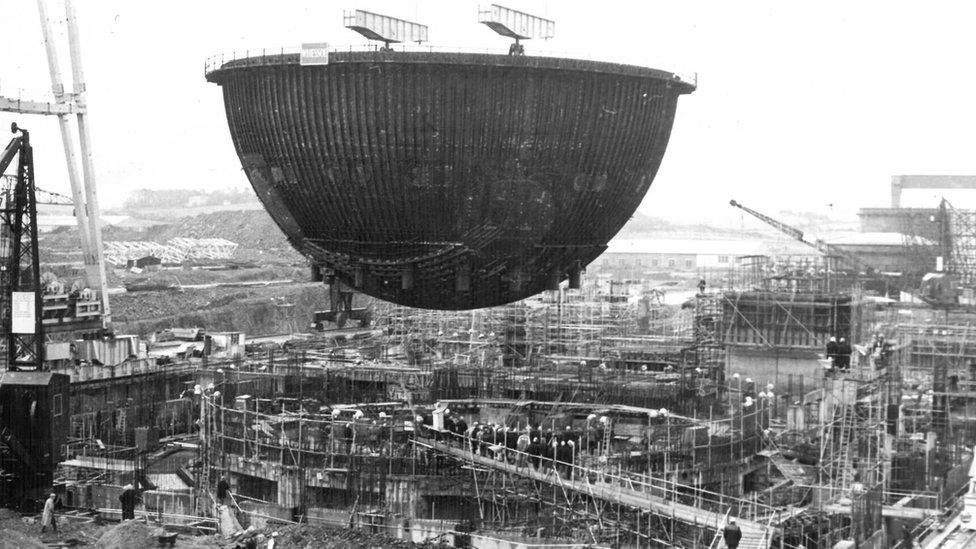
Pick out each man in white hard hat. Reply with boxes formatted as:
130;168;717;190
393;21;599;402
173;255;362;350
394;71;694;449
723;517;742;549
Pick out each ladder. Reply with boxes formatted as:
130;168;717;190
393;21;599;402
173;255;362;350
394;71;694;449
829;399;856;496
838;402;856;491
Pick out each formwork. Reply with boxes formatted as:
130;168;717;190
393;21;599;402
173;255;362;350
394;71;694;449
720;291;855;349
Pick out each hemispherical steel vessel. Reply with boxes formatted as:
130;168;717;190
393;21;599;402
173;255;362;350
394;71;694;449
206;50;694;309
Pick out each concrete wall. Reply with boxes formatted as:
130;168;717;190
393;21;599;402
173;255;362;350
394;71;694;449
727;347;823;397
68;366;195;444
71;484;195;520
306;509;600;548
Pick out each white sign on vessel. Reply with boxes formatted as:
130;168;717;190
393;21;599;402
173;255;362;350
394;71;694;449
300;43;330;66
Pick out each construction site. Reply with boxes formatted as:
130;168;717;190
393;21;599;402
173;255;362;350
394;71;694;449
3;2;976;549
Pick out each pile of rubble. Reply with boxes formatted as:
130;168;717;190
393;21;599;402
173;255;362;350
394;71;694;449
94;521;223;548
272;524;453;549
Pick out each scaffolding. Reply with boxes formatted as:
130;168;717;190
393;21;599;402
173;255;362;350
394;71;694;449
53;267;976;548
721;290;855;350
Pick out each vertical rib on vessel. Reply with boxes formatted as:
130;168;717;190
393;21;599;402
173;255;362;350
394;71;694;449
206;50;694;309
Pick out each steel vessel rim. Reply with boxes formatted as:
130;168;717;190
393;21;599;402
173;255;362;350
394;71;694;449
204;49;696;92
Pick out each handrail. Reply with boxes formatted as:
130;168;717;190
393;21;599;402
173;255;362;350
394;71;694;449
202;44;698;88
758;511;777;548
95;507;217;531
709;508;732;549
414;428;777;521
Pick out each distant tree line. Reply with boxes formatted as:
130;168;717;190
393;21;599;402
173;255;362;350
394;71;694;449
123;188;257;210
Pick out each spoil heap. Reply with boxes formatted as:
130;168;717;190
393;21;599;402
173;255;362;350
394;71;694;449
274;524;452;549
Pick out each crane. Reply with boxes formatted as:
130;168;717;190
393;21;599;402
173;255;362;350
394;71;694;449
0;0;111;328
729;199;960;306
0;124;44;370
2;176;73;206
729;199;878;274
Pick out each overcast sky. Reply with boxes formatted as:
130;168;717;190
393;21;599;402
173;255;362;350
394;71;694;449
4;1;976;224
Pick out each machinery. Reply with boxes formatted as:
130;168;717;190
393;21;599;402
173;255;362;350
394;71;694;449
311;267;371;330
478;4;555;56
729;199;879;274
0;124;44;371
730;198;959;307
0;0;111;327
0;124;70;509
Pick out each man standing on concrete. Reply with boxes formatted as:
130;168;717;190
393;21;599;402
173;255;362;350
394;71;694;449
40;493;57;533
723;517;742;549
119;484;139;520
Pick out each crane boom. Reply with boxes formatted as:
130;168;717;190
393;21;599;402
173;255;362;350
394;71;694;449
0;134;26;176
729;199;875;273
729;200;805;243
3;176;75;205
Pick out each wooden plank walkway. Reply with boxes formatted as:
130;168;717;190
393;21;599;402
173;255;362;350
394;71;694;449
420;437;769;547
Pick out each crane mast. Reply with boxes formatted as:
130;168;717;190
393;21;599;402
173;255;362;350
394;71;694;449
0;124;44;370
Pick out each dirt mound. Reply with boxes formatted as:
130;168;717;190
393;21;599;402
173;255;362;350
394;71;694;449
0;529;45;549
274;524;452;549
94;521;157;549
173;534;224;548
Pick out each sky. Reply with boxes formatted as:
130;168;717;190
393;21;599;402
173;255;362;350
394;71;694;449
4;1;976;225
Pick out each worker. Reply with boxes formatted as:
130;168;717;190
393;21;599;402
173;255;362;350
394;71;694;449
40;492;57;533
527;438;542;470
698;278;706;294
837;338;852;372
516;431;530;468
825;337;838;366
217;475;231;504
723;517;742;549
119;484;139;520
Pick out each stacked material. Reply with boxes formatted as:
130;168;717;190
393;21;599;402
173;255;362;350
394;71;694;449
104;238;239;266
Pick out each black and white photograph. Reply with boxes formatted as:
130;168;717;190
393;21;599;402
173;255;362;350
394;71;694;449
2;1;976;547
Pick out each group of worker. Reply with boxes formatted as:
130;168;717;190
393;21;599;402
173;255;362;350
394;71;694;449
826;333;895;374
419;412;614;477
523;435;580;475
825;336;852;372
469;423;605;457
870;333;893;363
